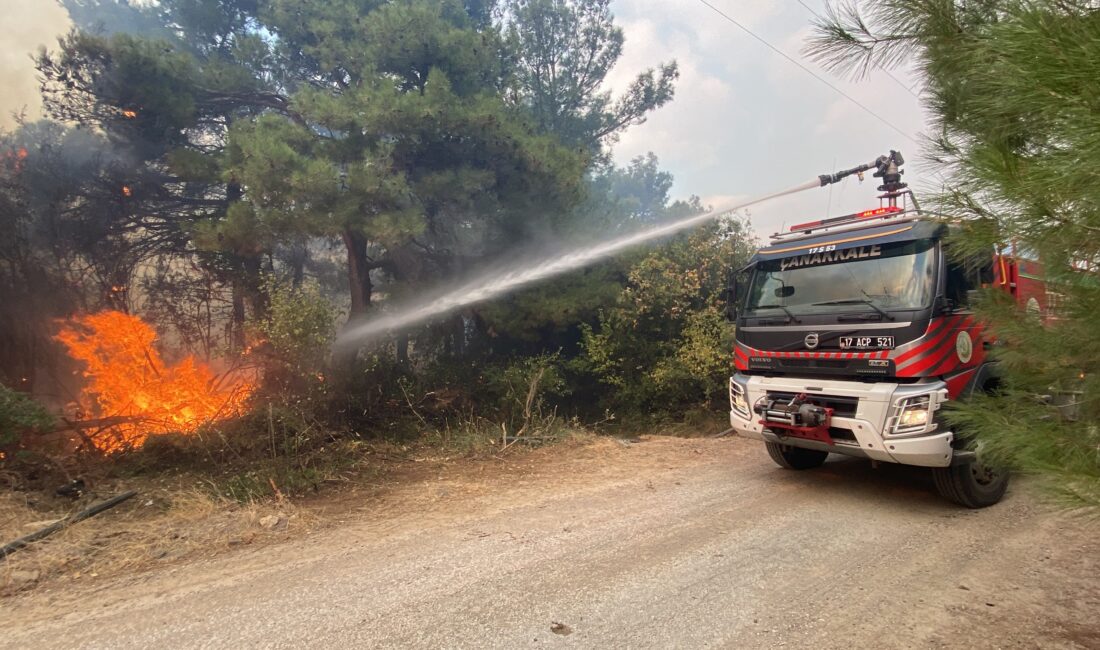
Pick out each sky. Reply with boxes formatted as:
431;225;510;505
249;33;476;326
0;0;71;128
604;0;934;240
0;0;934;241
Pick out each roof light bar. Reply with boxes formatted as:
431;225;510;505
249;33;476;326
788;219;823;232
855;206;903;219
789;205;904;232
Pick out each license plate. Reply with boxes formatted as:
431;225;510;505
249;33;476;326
839;336;894;349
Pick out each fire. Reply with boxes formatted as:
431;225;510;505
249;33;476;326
55;311;255;452
121;185;132;197
3;147;27;173
122;109;137;118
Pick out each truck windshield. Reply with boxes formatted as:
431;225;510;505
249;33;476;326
745;239;935;317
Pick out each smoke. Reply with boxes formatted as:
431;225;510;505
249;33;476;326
0;0;72;129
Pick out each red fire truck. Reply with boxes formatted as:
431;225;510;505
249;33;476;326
727;152;1038;507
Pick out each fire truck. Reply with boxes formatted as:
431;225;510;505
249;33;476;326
726;151;1037;508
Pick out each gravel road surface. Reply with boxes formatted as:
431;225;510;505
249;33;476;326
3;436;1098;649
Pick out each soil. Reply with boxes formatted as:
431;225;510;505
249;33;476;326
2;435;1098;649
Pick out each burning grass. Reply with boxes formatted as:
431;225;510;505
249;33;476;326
54;310;255;452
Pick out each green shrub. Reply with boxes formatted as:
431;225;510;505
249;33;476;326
483;352;568;424
0;384;54;448
580;220;753;420
257;277;338;383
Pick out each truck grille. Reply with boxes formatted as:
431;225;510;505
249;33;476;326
765;391;858;418
777;358;848;369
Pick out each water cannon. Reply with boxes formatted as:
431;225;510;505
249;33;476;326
872;150;907;193
817;150;907;193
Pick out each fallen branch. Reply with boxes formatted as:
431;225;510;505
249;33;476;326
0;490;138;560
48;416;147;434
268;478;285;503
398;380;430;430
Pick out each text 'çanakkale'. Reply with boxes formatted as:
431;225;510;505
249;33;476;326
779;245;882;271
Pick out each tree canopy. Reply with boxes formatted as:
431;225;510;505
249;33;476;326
31;0;680;340
502;0;679;154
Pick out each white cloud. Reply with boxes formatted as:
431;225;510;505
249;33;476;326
611;0;779;61
602;18;665;96
613;58;740;170
607;0;933;238
0;0;71;128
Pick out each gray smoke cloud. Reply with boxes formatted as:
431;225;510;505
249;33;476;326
1;0;72;128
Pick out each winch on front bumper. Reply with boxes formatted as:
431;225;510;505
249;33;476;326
729;373;955;467
752;393;835;444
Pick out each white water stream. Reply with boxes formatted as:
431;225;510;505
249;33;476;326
335;177;823;347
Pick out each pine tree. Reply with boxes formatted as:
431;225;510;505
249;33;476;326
30;0;685;369
501;0;679;155
225;0;588;327
37;0;292;346
808;0;1100;508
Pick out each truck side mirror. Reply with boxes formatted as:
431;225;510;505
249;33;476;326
726;273;743;321
724;277;740;322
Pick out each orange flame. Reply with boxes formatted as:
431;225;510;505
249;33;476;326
121;185;132;197
3;147;27;173
122;109;137;118
55;311;255;452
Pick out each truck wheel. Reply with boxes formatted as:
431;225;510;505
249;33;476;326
932;459;1008;508
765;441;828;470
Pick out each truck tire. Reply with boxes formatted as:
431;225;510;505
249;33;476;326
765;441;828;470
932;459;1008;508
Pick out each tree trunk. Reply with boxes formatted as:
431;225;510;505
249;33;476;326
386;242;426;364
342;228;373;320
230;280;246;351
396;334;409;366
287;238;308;287
241;254;268;320
225;177;249;351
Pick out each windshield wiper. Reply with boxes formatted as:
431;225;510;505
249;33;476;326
753;304;801;323
811;299;895;321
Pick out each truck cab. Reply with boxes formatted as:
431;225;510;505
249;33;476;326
727;203;1009;507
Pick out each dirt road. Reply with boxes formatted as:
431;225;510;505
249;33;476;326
3;436;1098;649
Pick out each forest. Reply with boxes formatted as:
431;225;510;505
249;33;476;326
1;0;753;493
3;0;1098;511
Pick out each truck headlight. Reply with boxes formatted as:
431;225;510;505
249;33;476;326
890;394;932;435
730;378;750;419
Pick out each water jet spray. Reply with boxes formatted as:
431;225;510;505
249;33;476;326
335;152;903;349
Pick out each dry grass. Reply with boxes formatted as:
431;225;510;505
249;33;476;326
0;479;314;597
0;421;597;598
599;408;730;439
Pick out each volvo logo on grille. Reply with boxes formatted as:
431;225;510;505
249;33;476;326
804;333;820;349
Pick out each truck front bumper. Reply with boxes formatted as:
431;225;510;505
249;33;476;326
728;373;954;468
